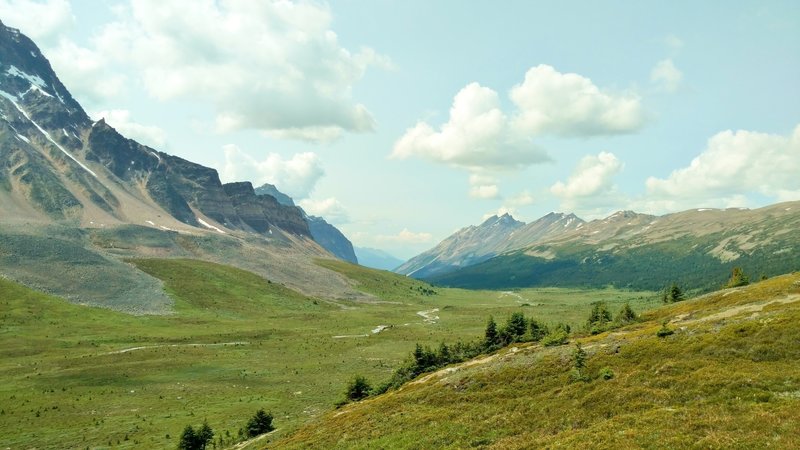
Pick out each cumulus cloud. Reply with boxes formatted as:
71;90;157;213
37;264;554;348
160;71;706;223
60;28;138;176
30;0;385;141
392;82;548;171
0;0;74;45
506;190;535;207
392;65;643;198
298;197;349;224
509;65;645;137
220;145;324;199
45;39;128;104
650;59;683;92
643;124;800;211
551;151;624;212
467;174;500;199
92;109;167;148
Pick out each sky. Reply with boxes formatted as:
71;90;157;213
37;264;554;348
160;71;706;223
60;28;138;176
1;0;798;259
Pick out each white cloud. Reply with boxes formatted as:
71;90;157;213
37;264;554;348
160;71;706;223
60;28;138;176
29;0;385;141
0;0;74;45
391;65;643;198
392;82;548;171
469;184;500;199
506;190;535;207
510;65;645;137
664;34;684;53
643;124;800;212
375;228;434;244
551;151;624;212
298;197;349;224
92;109;167;148
220;145;324;199
650;59;683;92
46;39;128;104
468;173;500;199
116;0;381;140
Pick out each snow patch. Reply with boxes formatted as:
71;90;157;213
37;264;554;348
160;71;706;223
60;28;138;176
0;91;97;178
15;133;29;143
197;218;226;234
6;65;47;89
149;151;161;161
62;129;69;137
697;208;713;212
145;220;155;226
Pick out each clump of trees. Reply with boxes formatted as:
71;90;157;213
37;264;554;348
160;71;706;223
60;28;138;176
724;267;750;288
178;422;213;450
178;409;275;449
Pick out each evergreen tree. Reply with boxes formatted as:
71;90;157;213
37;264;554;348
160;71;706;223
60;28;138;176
177;423;213;450
725;267;750;288
505;312;528;342
616;302;637;323
177;425;197;450
197;422;213;449
246;409;274;437
484;316;500;349
571;343;588;382
662;283;685;303
587;302;612;334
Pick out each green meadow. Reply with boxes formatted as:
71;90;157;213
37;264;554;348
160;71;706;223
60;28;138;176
0;258;658;449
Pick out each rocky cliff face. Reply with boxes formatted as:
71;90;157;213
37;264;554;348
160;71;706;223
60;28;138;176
305;215;357;263
223;181;309;236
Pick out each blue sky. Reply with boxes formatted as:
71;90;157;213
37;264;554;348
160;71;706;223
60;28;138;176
2;0;798;258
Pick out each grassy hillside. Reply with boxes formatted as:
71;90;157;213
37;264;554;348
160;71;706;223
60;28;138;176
275;273;800;449
0;258;657;449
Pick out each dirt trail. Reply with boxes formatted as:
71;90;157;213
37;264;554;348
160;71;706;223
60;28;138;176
106;341;249;354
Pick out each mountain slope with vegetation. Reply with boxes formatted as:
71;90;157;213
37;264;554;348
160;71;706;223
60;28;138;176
275;273;800;449
429;202;800;292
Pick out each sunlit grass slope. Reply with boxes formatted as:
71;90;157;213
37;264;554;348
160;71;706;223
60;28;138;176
0;258;657;449
275;273;800;449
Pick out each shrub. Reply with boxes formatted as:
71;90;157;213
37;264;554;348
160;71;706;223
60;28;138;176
344;375;372;402
599;367;615;380
529;319;549;342
541;328;569;347
657;321;675;338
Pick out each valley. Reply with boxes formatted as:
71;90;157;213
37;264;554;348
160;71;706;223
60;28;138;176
0;258;659;449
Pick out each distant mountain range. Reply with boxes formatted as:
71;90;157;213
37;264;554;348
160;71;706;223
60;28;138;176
396;212;582;278
0;21;361;310
401;203;800;292
355;246;404;271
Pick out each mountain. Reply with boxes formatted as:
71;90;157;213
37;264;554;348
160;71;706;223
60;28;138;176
254;182;295;206
0;21;365;310
254;182;358;264
431;203;800;292
305;215;358;263
396;212;584;279
355;246;404;271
